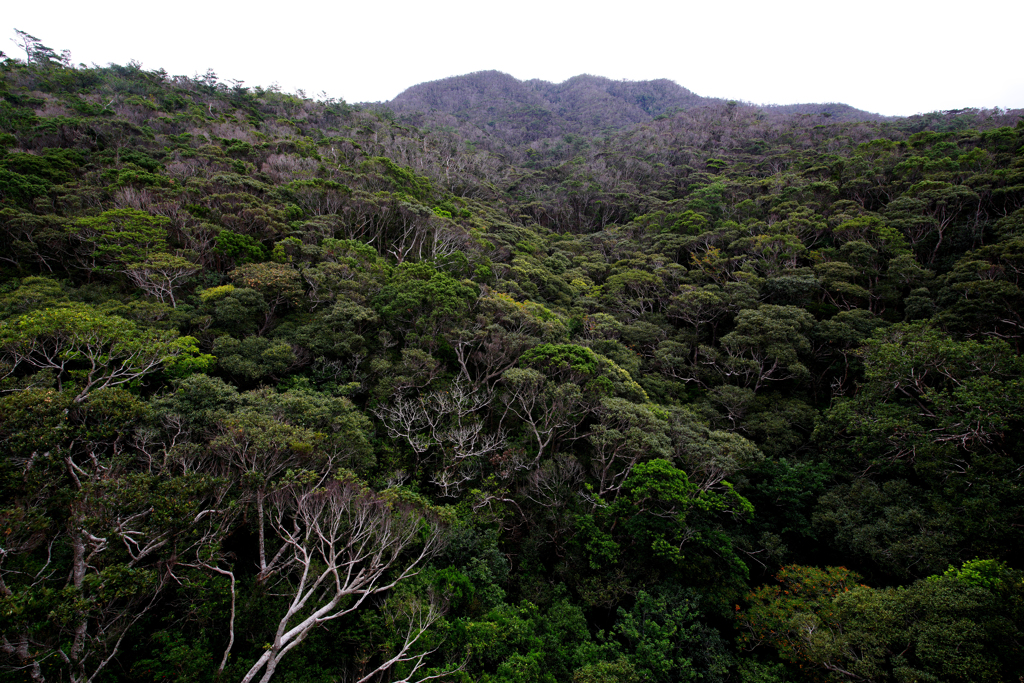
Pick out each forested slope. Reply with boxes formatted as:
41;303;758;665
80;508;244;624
1;42;1023;683
384;70;888;152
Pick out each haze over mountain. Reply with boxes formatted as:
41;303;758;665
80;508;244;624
380;70;889;145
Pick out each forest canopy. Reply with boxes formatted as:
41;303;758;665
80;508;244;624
1;35;1023;683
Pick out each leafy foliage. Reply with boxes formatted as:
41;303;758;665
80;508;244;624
1;37;1023;683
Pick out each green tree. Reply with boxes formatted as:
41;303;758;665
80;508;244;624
608;459;753;594
710;305;815;392
69;209;171;275
373;262;477;353
0;304;196;402
609;588;732;683
0;386;231;683
738;562;1024;682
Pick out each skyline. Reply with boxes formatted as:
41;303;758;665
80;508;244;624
5;0;1024;117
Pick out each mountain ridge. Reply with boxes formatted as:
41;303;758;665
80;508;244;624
385;69;888;129
379;70;888;144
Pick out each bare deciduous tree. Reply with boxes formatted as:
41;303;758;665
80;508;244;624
123;253;199;307
499;368;588;464
355;590;466;683
374;378;505;497
240;479;443;683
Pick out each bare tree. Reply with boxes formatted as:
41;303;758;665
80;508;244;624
123;253;200;307
374;378;506;497
499;368;588;464
355;590;466;683
520;453;585;510
0;434;234;683
240;479;443;683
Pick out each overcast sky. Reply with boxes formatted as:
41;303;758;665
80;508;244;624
5;0;1023;117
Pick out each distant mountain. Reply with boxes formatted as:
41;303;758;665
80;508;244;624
529;73;715;125
760;101;890;120
389;70;548;114
380;71;887;146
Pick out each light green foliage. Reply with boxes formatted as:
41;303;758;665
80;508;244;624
933;558;1012;590
163;335;215;378
199;284;236;303
0;303;191;401
70;208;171;271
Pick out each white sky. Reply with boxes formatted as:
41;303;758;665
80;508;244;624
5;0;1023;117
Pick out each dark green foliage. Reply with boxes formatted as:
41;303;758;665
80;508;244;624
1;42;1023;683
214;229;268;265
738;561;1024;682
607;587;733;682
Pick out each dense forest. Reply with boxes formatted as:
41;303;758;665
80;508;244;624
1;32;1023;683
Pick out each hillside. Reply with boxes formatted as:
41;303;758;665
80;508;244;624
383;70;888;151
2;42;1024;683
